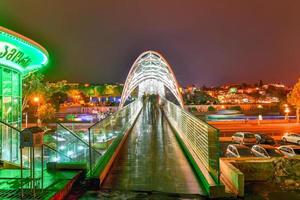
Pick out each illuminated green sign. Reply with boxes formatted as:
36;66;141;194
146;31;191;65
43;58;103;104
0;44;32;67
0;27;48;75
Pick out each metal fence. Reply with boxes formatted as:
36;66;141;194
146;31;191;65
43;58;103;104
163;100;220;183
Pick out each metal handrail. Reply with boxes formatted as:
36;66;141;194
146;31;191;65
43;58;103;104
164;101;219;131
0;120;21;132
42;143;72;161
57;122;102;156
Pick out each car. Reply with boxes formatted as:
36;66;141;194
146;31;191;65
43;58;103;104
231;132;257;145
278;145;300;157
254;133;275;145
251;144;283;158
225;144;254;158
282;133;300;145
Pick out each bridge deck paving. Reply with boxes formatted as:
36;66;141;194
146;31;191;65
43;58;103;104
102;102;205;195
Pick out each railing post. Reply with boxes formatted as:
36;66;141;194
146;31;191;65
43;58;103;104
88;127;92;176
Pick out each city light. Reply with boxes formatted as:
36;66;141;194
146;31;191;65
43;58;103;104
33;96;40;103
58;145;66;150
52;157;60;162
67;150;74;157
83;135;89;141
78;146;84;150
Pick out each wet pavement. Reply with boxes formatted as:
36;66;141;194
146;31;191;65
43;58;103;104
101;101;205;195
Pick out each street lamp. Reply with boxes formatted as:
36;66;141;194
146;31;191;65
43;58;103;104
284;104;290;121
257;104;263;125
23;113;28;128
33;97;40;103
33;96;40;126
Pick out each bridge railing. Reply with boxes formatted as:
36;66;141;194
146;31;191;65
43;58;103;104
45;123;102;168
162;100;220;184
87;100;143;177
0;120;78;170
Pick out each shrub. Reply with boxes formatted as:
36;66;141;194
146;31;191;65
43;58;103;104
208;106;216;112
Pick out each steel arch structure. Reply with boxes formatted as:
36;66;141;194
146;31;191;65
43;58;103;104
119;51;183;108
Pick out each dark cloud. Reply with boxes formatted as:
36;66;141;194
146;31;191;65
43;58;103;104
1;0;300;86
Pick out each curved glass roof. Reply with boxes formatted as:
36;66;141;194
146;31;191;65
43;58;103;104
120;51;183;108
0;26;49;75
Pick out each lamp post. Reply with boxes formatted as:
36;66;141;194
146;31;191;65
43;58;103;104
23;112;28;128
33;96;40;126
284;104;290;121
257;104;263;125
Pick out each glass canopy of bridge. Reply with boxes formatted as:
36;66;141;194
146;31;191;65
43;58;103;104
119;51;184;108
0;26;48;162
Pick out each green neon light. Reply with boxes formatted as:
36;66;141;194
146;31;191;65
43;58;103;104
0;30;48;75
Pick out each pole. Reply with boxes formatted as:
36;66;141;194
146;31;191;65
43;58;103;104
25;113;28;128
32;147;35;199
36;101;40;126
30;148;32;191
88;128;92;176
41;145;44;191
20;147;23;199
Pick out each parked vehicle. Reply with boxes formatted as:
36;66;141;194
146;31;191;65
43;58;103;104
282;133;300;145
251;144;283;158
225;144;254;158
255;133;275;145
278;145;300;157
231;132;257;145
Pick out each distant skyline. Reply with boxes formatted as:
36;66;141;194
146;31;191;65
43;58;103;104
1;0;300;86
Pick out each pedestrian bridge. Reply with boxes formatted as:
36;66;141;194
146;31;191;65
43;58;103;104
0;51;224;198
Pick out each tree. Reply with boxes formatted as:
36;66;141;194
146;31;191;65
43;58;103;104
37;103;56;122
208;106;216;112
22;72;49;111
259;80;264;88
287;79;300;123
50;91;68;111
67;89;82;103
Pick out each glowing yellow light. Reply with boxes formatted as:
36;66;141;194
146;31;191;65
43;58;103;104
33;97;40;103
284;108;290;113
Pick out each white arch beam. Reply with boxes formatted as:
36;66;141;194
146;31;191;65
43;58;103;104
119;51;183;108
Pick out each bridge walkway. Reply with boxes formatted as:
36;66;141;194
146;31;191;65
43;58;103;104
102;101;205;195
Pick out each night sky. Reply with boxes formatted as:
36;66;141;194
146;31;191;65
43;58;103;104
1;0;300;86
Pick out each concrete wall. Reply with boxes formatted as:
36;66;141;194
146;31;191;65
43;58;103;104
220;158;244;196
220;158;276;197
231;159;274;181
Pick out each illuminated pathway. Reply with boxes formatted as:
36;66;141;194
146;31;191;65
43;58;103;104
102;101;205;195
